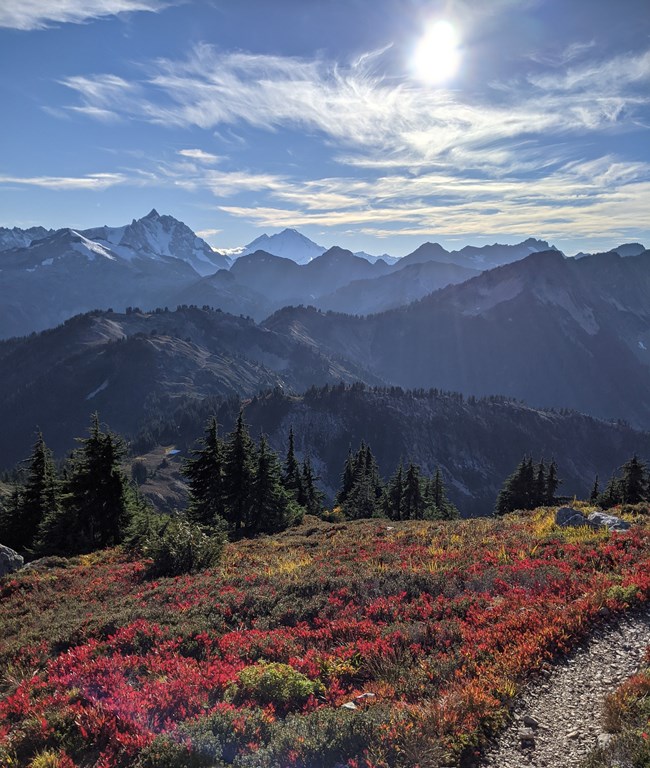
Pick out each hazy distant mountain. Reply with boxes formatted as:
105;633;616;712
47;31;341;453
317;260;479;315
0;306;380;469
221;247;391;316
82;208;229;276
354;250;398;265
397;242;451;268
0;225;54;252
240;228;327;264
396;237;556;271
266;249;650;428
170;268;274;319
0;211;230;338
612;243;647;257
574;243;647;259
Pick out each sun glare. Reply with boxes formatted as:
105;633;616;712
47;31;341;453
412;20;460;84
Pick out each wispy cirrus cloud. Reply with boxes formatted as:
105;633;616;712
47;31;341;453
60;43;650;175
0;0;167;30
54;40;650;245
177;149;223;164
0;172;128;190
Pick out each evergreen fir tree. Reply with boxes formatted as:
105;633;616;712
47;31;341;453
620;455;647;504
336;447;356;507
0;485;23;552
599;475;623;509
546;459;560;504
251;435;297;534
534;459;547;507
590;475;600;503
342;443;383;519
222;411;257;536
426;467;459;520
300;457;324;516
383;462;404;520
495;457;534;516
282;427;303;502
37;414;132;555
402;463;426;520
183;417;225;528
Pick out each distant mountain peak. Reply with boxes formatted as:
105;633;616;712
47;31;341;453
144;208;160;220
241;228;326;265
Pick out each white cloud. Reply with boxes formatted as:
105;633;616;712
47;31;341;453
0;172;127;190
177;149;222;164
54;41;650;244
0;0;165;30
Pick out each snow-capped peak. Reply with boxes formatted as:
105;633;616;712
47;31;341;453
240;228;327;265
82;210;229;275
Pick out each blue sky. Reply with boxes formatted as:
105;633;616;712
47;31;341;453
1;0;649;256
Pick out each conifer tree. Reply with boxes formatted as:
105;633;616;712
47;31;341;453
599;475;623;509
402;463;426;520
383;462;404;520
300;457;324;516
342;443;383;519
222;411;257;535
426;467;459;520
15;432;60;552
0;485;23;552
545;459;560;504
590;475;600;503
534;459;547;507
620;455;647;504
183;417;224;528
37;414;132;555
0;434;60;553
251;434;297;534
336;447;356;507
282;427;303;502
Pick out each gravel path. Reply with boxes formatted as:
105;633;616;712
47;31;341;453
479;606;650;768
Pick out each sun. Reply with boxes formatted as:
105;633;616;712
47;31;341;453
412;20;460;84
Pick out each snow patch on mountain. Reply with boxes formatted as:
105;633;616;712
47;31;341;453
85;379;109;400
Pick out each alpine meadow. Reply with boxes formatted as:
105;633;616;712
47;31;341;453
2;2;650;767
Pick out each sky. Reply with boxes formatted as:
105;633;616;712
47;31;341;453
0;0;649;256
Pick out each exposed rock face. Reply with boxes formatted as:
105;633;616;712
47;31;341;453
587;511;631;531
555;507;630;531
0;544;23;577
555;507;595;528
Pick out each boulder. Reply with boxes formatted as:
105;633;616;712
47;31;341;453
0;544;24;577
587;512;630;532
555;507;595;528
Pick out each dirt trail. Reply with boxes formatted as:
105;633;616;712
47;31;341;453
479;606;650;768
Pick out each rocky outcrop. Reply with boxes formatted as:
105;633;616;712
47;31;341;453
0;544;23;577
587;511;631;531
555;507;630;531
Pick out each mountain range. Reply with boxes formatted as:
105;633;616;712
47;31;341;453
266;249;650;428
0;211;571;337
3;208;650;514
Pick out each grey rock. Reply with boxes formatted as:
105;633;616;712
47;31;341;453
597;733;614;748
0;544;23;577
520;729;536;748
587;511;631;532
522;715;539;728
555;507;594;528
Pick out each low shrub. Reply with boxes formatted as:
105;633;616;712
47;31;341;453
226;661;324;711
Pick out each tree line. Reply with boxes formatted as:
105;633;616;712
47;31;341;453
0;412;459;563
495;454;650;515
